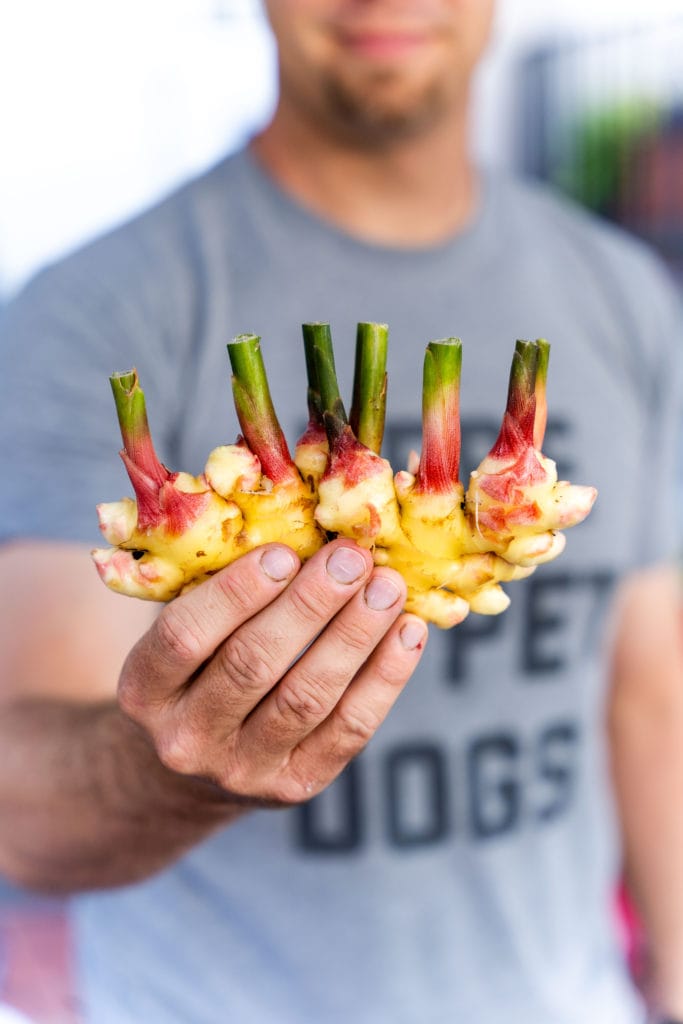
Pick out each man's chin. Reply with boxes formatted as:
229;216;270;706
321;74;451;147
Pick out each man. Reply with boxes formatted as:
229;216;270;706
1;2;682;1021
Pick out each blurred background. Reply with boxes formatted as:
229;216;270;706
0;1;681;1021
1;0;682;299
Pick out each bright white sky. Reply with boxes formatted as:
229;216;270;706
0;0;681;295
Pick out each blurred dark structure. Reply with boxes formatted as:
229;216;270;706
517;17;683;283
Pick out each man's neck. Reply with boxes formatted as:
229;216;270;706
250;99;478;248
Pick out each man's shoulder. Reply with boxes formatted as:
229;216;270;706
493;169;677;305
109;146;247;250
0;149;252;378
11;149;248;311
489;170;682;372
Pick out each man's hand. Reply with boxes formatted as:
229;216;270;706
0;537;426;891
119;539;427;806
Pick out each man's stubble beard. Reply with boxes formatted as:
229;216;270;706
312;67;457;150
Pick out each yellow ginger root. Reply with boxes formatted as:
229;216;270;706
93;344;323;601
93;326;597;629
93;468;243;602
389;477;533;619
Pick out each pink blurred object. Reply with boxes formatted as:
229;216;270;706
616;882;648;990
0;907;79;1024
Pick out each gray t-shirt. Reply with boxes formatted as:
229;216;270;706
1;149;681;1024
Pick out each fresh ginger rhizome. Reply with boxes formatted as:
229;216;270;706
92;323;596;627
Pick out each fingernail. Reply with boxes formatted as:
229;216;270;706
400;620;427;651
326;546;367;584
260;547;297;581
364;576;401;611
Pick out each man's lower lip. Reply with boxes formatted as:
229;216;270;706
338;32;430;59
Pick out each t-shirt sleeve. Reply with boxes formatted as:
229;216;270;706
0;216;194;546
630;254;683;568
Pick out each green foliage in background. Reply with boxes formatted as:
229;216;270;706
554;98;664;215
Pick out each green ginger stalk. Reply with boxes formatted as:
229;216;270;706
349;321;388;455
223;334;323;557
294;323;332;491
310;321;404;548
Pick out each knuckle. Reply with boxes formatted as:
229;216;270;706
210;753;250;798
117;666;147;722
371;651;407;689
220;631;276;694
275;677;329;727
333;615;375;654
336;702;380;747
215;760;281;806
216;566;261;618
287;582;332;626
156;725;203;776
213;759;249;798
156;606;204;665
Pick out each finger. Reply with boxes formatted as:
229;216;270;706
287;614;428;795
239;567;407;765
118;544;300;714
179;540;374;737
